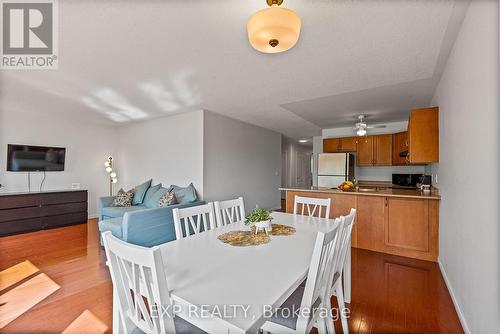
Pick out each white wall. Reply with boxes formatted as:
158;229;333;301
203;111;281;212
428;1;500;333
117;110;204;197
356;165;425;181
0;107;118;217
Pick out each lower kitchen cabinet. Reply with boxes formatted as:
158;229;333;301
356;196;385;252
284;190;439;262
356;195;438;261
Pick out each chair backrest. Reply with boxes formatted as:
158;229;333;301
102;231;175;334
333;208;356;278
214;197;246;227
293;195;331;219
297;218;343;332
172;202;216;240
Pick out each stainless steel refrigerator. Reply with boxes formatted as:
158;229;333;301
317;153;355;188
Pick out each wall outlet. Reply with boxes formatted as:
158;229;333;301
71;183;81;190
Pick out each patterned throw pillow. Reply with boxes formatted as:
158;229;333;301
157;191;177;207
112;188;135;207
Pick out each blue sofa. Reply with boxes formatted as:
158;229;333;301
98;182;204;247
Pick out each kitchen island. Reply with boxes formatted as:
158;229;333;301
280;185;440;262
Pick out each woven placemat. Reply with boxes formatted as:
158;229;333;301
217;231;270;247
250;224;296;236
218;224;296;247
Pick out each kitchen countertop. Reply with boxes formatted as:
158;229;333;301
279;185;441;200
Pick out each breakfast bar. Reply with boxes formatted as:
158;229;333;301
280;185;440;262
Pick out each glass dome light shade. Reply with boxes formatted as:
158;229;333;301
112;178;118;184
104;161;110;167
105;167;112;173
110;172;117;178
357;128;367;136
247;6;301;54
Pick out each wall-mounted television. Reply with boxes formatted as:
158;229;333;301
7;144;66;172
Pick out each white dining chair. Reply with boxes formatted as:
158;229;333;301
293;195;331;219
261;217;344;334
172;203;216;240
329;208;356;334
101;231;206;334
214;197;246;227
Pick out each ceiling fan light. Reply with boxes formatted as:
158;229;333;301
357;128;367;136
247;4;301;54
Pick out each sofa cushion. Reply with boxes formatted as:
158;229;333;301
132;179;152;205
98;217;123;239
143;183;162;204
101;205;147;218
112;188;135;207
158;191;177;207
145;187;169;208
170;183;197;204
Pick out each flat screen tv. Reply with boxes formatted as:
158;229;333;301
7;144;66;171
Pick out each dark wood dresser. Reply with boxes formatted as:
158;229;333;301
0;190;88;236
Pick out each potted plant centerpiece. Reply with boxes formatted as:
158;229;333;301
245;208;274;235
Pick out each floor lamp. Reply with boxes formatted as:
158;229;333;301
104;156;118;196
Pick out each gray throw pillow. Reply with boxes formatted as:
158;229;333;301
112;188;135;207
157;191;177;207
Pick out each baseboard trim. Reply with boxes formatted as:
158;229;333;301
437;258;471;334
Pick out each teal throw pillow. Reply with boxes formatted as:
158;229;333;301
132;179;152;205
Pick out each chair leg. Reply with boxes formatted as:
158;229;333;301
335;282;349;334
317;316;327;334
325;297;336;334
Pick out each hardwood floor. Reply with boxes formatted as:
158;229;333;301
0;219;463;333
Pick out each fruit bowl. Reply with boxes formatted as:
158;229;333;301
339;181;355;192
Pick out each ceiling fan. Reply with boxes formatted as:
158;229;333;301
354;115;386;136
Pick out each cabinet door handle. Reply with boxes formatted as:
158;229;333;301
385;197;388;207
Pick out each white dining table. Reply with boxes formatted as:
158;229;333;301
157;211;351;334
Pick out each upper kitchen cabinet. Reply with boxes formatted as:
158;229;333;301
374;134;393;166
323;137;358;153
356;135;392;166
339;137;358;152
392;131;408;165
323;138;341;152
408;107;439;164
356;136;374;166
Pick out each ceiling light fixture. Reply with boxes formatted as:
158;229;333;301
354;115;387;136
356;128;367;137
298;139;309;143
247;0;301;54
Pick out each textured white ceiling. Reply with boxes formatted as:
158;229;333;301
0;0;469;138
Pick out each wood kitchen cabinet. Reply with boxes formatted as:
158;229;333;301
408;107;439;164
356;196;385;252
384;197;438;261
323;137;357;153
323;138;341;153
356;195;438;261
374;134;392;166
339;137;358;152
392;131;408;165
356;135;392;166
356;136;374;166
283;189;440;262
